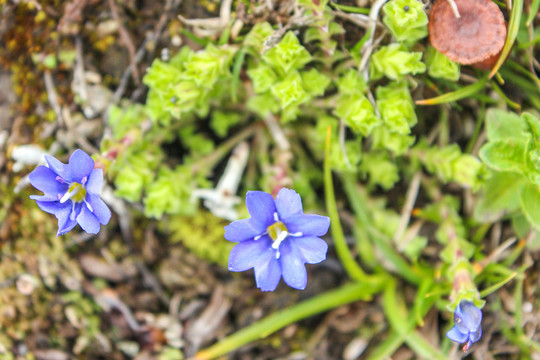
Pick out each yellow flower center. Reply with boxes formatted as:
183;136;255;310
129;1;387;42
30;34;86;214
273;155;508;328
267;221;288;241
68;182;87;203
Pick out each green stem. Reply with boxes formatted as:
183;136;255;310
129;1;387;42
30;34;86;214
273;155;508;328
324;126;369;282
415;76;489;106
342;174;425;284
195;282;381;360
514;274;524;338
465;102;486;154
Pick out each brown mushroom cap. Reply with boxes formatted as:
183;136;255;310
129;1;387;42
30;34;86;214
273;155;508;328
429;0;506;65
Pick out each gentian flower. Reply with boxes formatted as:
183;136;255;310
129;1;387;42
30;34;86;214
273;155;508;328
446;301;482;351
29;149;111;236
225;188;330;291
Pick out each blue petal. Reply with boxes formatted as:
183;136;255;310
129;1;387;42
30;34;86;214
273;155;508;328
284;214;330;237
86;168;104;194
293;236;328;264
245;191;276;227
35;200;70;216
228;236;274;272
446;326;469;344
224;218;266;242
31;193;59;202
469;327;482;344
275;188;303;220
45;155;68;179
86;194;111;225
458;301;482;332
280;241;308;290
58;218;78;236
67;149;95;183
254;252;282;292
55;205;78;236
77;205;100;234
29;166;68;197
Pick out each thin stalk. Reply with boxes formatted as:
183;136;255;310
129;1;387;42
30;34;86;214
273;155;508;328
195;282;381;359
324;126;369;282
465;103;486;154
342;173;425;284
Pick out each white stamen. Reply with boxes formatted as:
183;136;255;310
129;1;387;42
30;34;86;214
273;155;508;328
271;230;288;250
55;176;68;184
275;250;281;259
289;231;303;237
254;233;265;240
69;202;77;221
273;212;279;222
84;199;93;213
60;187;80;203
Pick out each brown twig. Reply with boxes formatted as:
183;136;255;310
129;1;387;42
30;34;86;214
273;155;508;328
107;0;140;84
110;0;181;105
43;71;64;127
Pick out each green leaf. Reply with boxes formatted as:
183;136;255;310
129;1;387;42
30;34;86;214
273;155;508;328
371;126;415;155
244;22;274;54
382;0;428;45
520;182;540;230
425;46;460;81
247;65;278;94
376;82;417;134
479;139;526;173
474;171;525;222
263;31;312;75
526;0;539;25
334;93;380;136
271;71;310;109
210;111;242;138
335;69;366;95
489;0;523;77
247;92;279;117
451;154;484;189
485;108;526;141
301;68;331;97
361;151;400;190
370;44;425;80
416;76;488;105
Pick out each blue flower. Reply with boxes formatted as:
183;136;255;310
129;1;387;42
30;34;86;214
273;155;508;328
29;149;111;236
446;301;482;351
224;188;330;291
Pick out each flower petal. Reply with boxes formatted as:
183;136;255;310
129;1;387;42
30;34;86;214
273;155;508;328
469;327;482;344
280;241;308;290
293;236;328;264
86;168;104;194
29;166;68;197
55;204;78;236
58;217;78;236
446;326;469;344
31;193;59;202
457;301;482;332
67;149;95;183
35;200;70;215
245;191;276;227
254;253;282;292
45;155;68;178
275;188;303;219
284;214;330;237
76;205;100;234
224;218;266;242
86;194;111;225
228;236;273;272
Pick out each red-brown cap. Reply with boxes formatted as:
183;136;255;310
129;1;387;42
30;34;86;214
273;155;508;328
429;0;506;65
